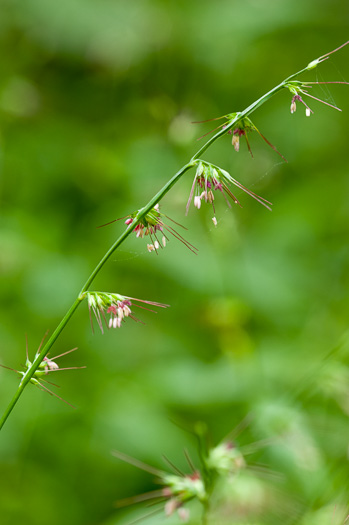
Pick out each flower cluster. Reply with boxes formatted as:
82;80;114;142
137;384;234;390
113;439;248;522
186;160;272;224
290;93;313;116
100;204;197;254
227;116;255;156
85;291;169;334
125;204;167;253
127;204;198;254
162;471;206;521
0;333;85;407
195;113;287;161
286;80;346;116
229;116;287;161
113;449;207;523
206;441;246;474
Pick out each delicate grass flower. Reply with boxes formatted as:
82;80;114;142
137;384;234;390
232;128;245;152
0;333;85;407
226;116;255;156
99;204;197;254
107;300;132;329
162;471;205;521
113;450;206;523
84;291;169;333
163;471;206;503
127;204;197;254
286;80;349;116
177;507;190;521
194;113;287;161
127;204;167;251
186;160;272;223
43;356;59;372
206;441;246;475
289;93;313;115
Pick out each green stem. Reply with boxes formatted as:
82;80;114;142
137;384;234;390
0;163;193;430
202;499;210;525
80;163;194;292
191;65;309;162
0;298;81;430
0;57;322;430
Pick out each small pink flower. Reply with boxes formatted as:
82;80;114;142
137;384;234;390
232;129;244;151
107;299;132;329
178;507;190;522
290;94;313;116
193;195;202;209
165;498;180;516
43;356;59;372
165;500;190;521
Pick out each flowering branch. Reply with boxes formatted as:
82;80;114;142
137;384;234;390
84;291;169;333
0;41;348;431
112;437;248;523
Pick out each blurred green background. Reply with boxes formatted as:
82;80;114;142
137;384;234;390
0;0;349;523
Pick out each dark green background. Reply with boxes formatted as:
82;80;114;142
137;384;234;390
0;0;349;523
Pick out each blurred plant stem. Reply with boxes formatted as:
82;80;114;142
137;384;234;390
0;44;346;431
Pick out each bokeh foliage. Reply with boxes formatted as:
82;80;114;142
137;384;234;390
0;0;349;523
